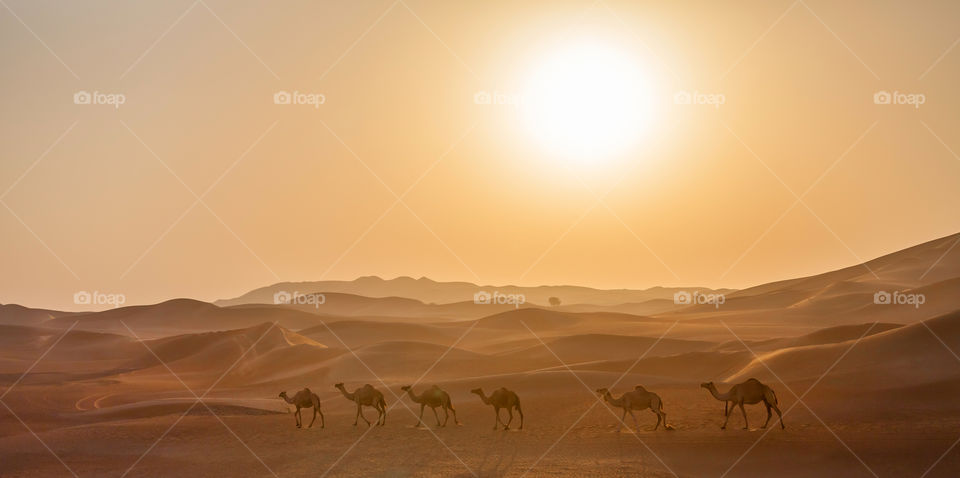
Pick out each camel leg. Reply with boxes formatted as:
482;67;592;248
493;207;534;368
432;407;442;427
771;402;785;429
739;402;749;430
308;407;317;428
442;406;449;427
416;403;425;427
618;407;628;432
651;409;662;431
319;408;325;428
295;407;302;428
493;407;502;430
504;408;514;430
357;404;371;427
762;402;772;429
628;409;641;432
516;404;523;430
721;403;731;430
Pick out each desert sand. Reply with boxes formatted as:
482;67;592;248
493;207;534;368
2;233;960;477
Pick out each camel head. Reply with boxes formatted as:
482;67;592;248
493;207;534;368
700;381;715;390
278;391;288;399
595;388;609;396
400;385;411;391
470;388;483;395
334;382;344;389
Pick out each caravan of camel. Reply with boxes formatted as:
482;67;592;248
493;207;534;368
278;378;784;431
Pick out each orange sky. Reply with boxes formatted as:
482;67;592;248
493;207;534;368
2;0;959;310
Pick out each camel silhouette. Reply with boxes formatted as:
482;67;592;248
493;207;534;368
701;379;784;430
471;387;523;430
335;382;386;427
278;388;324;429
401;385;460;427
596;386;671;431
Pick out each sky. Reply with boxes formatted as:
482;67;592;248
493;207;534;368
2;0;959;310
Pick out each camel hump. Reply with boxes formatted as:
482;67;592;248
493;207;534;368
431;384;441;389
303;387;311;393
634;385;648;392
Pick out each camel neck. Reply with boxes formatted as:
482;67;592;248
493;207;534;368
708;385;730;401
337;387;355;400
405;388;421;403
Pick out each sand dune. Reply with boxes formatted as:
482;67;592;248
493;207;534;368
41;299;332;336
726;311;960;387
498;334;713;364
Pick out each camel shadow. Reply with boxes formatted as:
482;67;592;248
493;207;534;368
475;430;519;477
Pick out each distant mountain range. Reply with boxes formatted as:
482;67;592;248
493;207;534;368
214;275;735;307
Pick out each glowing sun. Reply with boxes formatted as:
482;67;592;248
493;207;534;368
522;42;652;162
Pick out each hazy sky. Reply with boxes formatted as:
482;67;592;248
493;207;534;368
2;0;959;310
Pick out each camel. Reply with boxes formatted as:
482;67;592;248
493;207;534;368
335;382;386;427
596;386;672;431
471;387;523;430
278;388;324;429
701;379;784;430
401;385;460;427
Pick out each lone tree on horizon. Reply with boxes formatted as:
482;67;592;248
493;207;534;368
549;296;561;307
